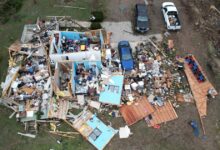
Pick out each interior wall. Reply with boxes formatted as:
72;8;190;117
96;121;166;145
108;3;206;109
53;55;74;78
50;50;101;62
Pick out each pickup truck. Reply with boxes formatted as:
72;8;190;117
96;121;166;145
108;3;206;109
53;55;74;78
161;2;181;30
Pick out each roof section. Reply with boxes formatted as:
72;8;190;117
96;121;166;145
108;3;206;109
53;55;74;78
87;115;117;150
184;55;218;117
136;4;147;15
72;111;117;150
148;101;178;126
99;75;124;105
120;96;155;126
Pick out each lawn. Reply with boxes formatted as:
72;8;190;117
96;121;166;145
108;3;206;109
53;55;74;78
0;106;92;150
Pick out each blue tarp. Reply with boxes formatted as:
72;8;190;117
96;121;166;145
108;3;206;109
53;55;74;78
99;75;124;105
87;115;117;150
189;120;200;137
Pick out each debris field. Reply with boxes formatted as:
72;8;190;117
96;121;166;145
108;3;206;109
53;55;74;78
0;16;218;150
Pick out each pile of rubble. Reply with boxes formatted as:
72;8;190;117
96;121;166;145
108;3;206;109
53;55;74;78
0;17;218;150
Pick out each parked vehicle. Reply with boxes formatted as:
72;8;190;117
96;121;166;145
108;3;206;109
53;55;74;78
118;41;134;71
161;2;181;30
135;4;149;33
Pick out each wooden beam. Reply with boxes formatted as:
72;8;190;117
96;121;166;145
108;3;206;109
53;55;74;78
53;5;86;10
148;38;166;57
199;115;206;136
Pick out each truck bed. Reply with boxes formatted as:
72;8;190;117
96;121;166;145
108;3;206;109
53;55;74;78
168;12;180;26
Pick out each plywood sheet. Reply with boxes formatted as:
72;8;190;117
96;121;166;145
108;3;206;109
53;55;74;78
72;111;94;137
120;96;155;126
148;101;178;126
184;55;218;117
48;98;69;119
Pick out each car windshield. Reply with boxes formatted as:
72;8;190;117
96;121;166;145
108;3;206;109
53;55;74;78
167;11;177;15
122;53;132;60
138;16;148;22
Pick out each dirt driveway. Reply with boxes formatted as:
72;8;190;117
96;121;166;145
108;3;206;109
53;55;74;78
103;0;220;150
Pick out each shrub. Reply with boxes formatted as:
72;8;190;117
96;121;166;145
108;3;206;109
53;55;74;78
91;11;104;22
35;111;44;120
90;22;102;30
0;0;24;24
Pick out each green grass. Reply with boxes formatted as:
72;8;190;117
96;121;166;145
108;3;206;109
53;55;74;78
0;106;93;150
0;0;93;83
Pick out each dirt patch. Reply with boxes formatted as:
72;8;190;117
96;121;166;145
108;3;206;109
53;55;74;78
104;0;143;21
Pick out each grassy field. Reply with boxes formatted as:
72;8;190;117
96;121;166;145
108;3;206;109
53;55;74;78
0;106;93;150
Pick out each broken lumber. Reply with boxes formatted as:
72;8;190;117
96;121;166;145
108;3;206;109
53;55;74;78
54;5;86;10
70;18;89;31
49;131;78;134
0;98;19;106
148;38;166;57
34;17;65;36
46;16;71;18
123;30;133;34
36;120;60;123
17;132;36;138
199;115;206;136
49;131;75;138
210;5;220;15
9;111;16;119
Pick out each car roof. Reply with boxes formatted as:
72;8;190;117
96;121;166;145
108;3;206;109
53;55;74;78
162;2;177;12
166;6;177;12
136;4;147;15
118;41;130;46
121;47;130;53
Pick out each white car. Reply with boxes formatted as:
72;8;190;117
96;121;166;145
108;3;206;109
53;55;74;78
161;2;181;30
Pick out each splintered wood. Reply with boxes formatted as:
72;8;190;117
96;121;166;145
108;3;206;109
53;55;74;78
176;93;194;103
72;111;93;138
8;41;21;52
148;101;178;126
48;98;70;119
120;96;154;126
184;55;218;117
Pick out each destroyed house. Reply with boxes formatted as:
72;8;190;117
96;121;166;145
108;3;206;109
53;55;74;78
21;24;40;44
4;55;52;122
99;75;124;105
53;60;102;96
49;30;105;63
20;24;46;57
2;17;219;150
